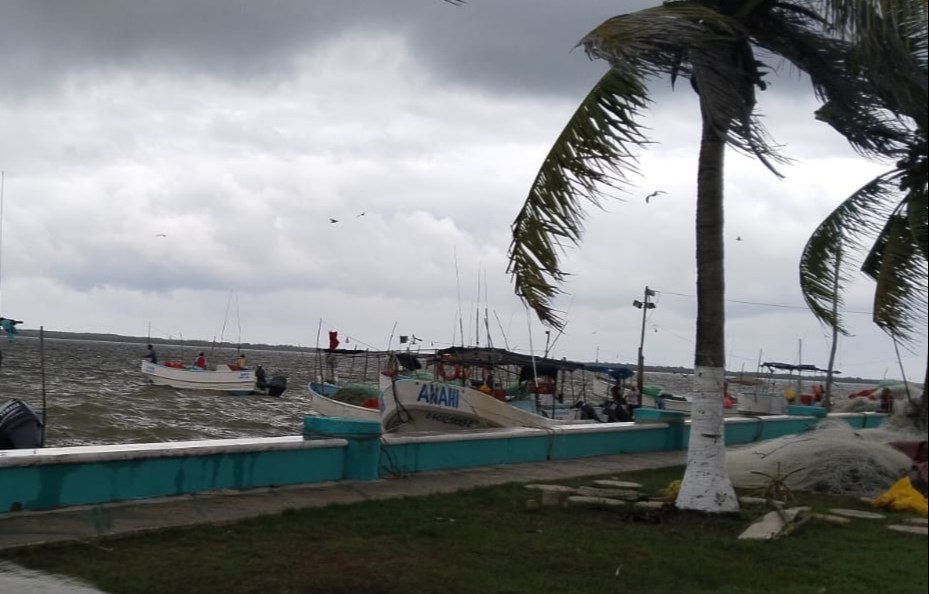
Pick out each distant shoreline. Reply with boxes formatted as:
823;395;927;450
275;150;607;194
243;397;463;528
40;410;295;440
16;328;314;354
13;328;889;384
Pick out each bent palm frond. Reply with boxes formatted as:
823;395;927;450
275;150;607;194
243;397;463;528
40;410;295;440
584;3;788;173
755;8;913;160
822;0;928;48
510;3;802;328
907;173;928;259
799;171;900;330
507;68;650;328
863;211;929;341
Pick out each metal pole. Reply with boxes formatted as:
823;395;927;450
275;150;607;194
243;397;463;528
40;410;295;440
637;286;650;393
40;326;48;447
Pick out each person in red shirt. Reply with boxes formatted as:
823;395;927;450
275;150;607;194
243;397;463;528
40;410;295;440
194;352;206;369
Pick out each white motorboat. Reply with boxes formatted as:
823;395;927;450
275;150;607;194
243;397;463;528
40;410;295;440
140;360;259;395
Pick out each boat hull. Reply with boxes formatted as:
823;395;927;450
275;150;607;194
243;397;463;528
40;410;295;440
140;361;257;394
737;391;788;415
381;378;569;432
306;381;380;422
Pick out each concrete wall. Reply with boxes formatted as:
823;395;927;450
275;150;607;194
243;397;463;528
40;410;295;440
0;411;886;514
0;437;347;512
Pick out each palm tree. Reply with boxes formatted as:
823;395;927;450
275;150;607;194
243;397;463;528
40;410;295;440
800;3;927;429
507;1;882;513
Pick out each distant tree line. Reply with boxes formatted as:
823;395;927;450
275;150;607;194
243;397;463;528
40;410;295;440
14;328;881;383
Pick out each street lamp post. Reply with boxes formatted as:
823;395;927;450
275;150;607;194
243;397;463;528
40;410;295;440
632;286;657;393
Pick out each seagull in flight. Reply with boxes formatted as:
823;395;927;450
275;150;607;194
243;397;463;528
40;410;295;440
155;233;168;237
736;236;743;242
329;218;339;224
356;211;366;218
645;190;666;204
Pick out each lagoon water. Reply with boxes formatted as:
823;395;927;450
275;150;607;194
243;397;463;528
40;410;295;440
6;336;342;447
0;336;892;594
3;336;880;448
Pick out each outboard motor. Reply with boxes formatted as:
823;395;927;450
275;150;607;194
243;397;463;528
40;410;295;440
0;399;44;450
267;375;287;398
577;402;604;422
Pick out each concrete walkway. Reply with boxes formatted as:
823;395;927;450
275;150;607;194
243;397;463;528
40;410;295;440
0;451;685;551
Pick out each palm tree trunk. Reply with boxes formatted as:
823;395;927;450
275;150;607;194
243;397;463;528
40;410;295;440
676;112;739;514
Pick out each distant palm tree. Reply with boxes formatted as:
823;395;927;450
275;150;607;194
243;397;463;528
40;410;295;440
507;1;884;513
800;3;927;429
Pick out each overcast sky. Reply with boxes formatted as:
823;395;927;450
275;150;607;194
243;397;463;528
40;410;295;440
1;0;924;382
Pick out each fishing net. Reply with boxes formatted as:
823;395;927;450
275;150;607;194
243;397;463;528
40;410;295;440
332;384;381;406
726;420;919;498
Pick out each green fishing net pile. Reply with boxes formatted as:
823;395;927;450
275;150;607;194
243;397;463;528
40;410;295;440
332;384;381;405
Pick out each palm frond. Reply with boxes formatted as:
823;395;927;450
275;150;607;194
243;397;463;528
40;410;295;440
863;213;929;341
908;181;928;259
583;3;789;174
507;69;650;328
820;0;928;45
751;7;914;160
799;170;901;330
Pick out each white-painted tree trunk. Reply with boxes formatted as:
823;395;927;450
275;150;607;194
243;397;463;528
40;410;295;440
675;365;740;513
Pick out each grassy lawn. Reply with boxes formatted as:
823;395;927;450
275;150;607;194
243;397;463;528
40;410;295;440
2;465;926;594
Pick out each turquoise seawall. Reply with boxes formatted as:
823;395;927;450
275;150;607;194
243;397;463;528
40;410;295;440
0;411;885;513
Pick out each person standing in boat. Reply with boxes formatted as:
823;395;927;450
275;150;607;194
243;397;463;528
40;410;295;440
236;352;247;368
144;344;158;364
255;365;268;392
608;383;631;422
626;385;641;411
194;352;206;369
878;387;894;414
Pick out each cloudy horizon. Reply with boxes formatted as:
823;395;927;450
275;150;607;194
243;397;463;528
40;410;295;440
1;0;924;384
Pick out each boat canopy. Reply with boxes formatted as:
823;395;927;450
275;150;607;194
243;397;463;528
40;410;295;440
585;364;635;381
761;361;840;374
431;347;586;373
395;352;422;371
431;347;633;381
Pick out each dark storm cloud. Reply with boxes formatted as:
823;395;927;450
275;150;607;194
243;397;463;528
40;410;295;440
1;0;654;97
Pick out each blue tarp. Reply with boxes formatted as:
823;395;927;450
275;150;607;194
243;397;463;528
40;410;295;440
585;364;635;381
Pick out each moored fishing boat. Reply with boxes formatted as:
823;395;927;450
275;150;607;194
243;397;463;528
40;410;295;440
380;347;603;432
380;377;572;432
735;361;830;415
307;379;382;421
306;350;429;421
140;360;260;395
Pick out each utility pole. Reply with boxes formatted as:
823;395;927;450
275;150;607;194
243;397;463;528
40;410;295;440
633;286;656;393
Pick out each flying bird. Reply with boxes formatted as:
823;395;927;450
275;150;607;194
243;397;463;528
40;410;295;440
736;236;743;242
155;233;168;237
645;190;666;203
356;212;366;218
329;218;339;224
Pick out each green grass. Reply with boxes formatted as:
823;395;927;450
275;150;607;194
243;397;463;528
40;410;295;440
2;466;926;594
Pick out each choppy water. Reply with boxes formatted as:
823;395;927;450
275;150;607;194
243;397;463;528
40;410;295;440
4;337;379;447
0;338;903;594
3;336;885;448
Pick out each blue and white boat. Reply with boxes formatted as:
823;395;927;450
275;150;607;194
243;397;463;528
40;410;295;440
379;347;600;432
380;377;572;432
